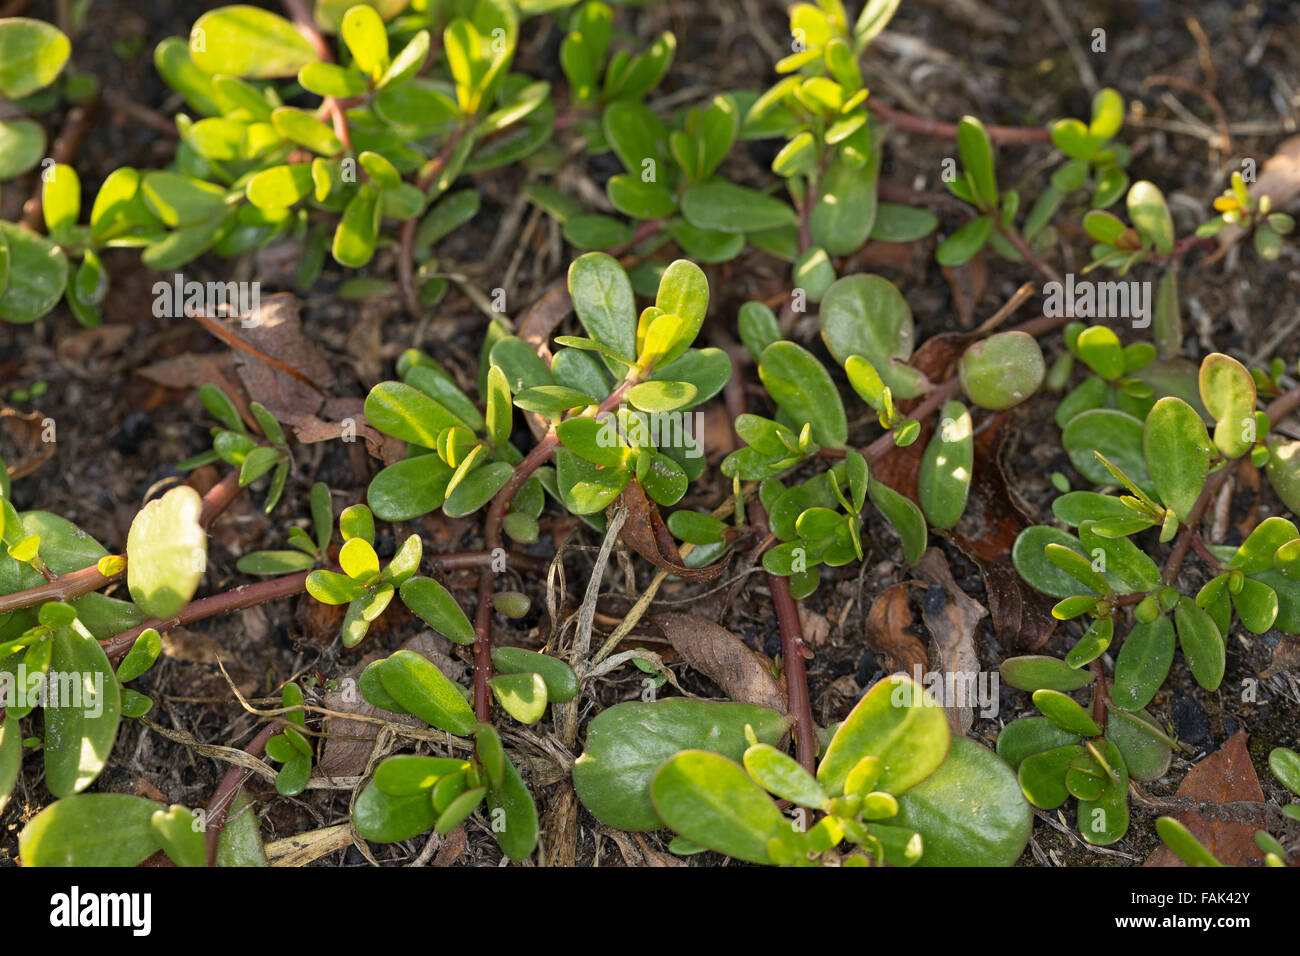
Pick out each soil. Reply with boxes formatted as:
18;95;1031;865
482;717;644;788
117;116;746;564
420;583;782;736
2;0;1299;867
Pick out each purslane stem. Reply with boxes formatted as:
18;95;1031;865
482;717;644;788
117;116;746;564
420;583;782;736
471;376;640;720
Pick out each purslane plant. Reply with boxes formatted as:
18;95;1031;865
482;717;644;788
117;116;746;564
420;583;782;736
634;675;1031;866
5;0;1300;869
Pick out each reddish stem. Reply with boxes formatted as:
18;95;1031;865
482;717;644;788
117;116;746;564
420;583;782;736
867;100;1051;144
203;721;281;866
0;471;242;616
102;570;311;662
471;378;639;719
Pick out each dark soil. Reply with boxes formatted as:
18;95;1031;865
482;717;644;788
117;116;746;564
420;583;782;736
2;0;1299;867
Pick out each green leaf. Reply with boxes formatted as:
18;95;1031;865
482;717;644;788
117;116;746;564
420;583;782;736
365;456;453;522
0;222;68;324
1232;577;1279;634
819;274;923;398
378;650;476;736
1076;739;1129;845
818;674;950;797
1143;396;1212;520
0;118;46;180
126;485;206;620
19;794;162;866
492;645;578;702
1199;353;1257;460
996;716;1081;770
743;742;826;807
141;171;228;227
1155;816;1223;867
353;783;438;843
487;753;539;861
626;380;697;413
0;712;19;813
568;252;636;362
1050;118;1096;162
117;628;162;683
340;3;388;79
959;332;1045;410
45;623;121;796
919;401;973;529
374;755;470;796
1000;654;1096;692
1062;409;1153;493
680;180;796;234
189;6;319;79
0;17;70;98
215;791;266;866
1270;747;1300;796
333;186;381;267
810;150;879;255
867;480;926;565
870;203;939;243
1127;180;1174;254
1018;744;1082;809
935;215;992;266
572;699;791;831
957;116;997;208
1074;326;1124;380
513;386;598;414
1111;616;1175;711
365;381;464;448
651;751;790;864
1077;521;1160;593
151;804;206;867
1107;709;1171;782
41;163;80;240
246;164;315;211
758;341;846;448
1032;689;1101;736
894;737;1031;866
399;577;474;644
442;461;512;517
489;671;548;723
1174;598;1225;691
653;259;708;367
414;189;480;252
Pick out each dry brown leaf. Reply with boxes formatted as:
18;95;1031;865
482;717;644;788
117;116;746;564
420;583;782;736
136;352;252;427
232;293;336;426
864;582;928;676
654;612;786;713
914;548;986;735
1261;634;1300;680
317;631;458;777
616;480;727;582
1144;730;1266;867
0;408;56;480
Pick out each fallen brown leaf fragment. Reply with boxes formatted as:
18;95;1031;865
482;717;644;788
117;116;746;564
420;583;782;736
230;293;337;426
864;582;928;676
914;548;987;735
655;612;787;713
1144;731;1266;867
616;480;728;582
